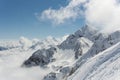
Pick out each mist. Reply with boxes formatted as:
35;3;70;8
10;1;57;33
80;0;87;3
0;49;51;80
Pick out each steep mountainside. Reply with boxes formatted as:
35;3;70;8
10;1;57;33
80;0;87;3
68;42;120;80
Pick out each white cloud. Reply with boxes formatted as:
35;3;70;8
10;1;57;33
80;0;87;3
40;0;87;24
85;0;120;33
19;36;33;50
40;0;120;33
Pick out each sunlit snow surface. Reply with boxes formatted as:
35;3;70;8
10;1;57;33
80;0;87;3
68;42;120;80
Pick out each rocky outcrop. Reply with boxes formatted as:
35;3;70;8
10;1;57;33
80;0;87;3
23;47;57;67
0;46;8;51
43;72;57;80
43;66;72;80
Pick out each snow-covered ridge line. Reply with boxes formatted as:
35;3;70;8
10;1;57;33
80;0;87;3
41;25;120;80
68;41;120;80
0;36;66;51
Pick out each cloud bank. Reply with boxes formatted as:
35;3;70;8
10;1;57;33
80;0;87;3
40;0;86;24
85;0;120;33
40;0;120;33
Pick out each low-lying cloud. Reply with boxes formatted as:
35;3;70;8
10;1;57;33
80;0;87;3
40;0;120;33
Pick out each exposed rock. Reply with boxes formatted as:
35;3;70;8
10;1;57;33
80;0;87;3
43;72;57;80
59;66;71;75
23;47;57;67
0;46;8;51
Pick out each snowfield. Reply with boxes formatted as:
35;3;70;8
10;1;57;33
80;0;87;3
68;42;120;80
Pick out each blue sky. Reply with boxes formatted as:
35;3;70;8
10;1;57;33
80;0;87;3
0;0;84;39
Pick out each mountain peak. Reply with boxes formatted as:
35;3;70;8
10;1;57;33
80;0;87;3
80;24;97;31
74;25;98;41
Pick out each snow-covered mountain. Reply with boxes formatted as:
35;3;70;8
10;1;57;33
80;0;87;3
23;25;95;67
0;36;65;51
68;41;120;80
0;36;66;80
23;25;120;80
30;36;66;50
1;25;120;80
0;40;21;51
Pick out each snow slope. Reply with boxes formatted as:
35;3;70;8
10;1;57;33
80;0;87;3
40;26;120;80
68;42;120;80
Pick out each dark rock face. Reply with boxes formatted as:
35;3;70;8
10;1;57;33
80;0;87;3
0;46;8;51
23;47;57;67
59;66;71;75
43;72;57;80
